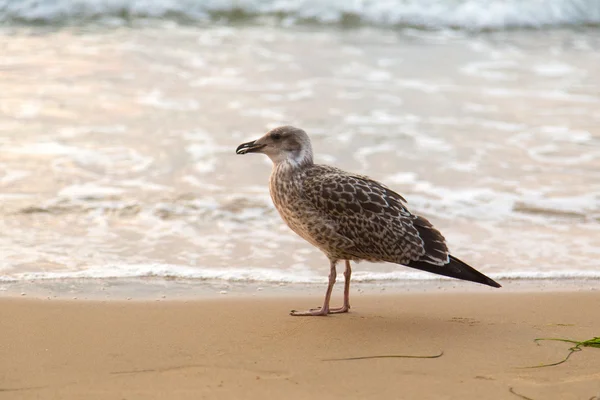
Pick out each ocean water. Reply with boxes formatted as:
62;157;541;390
1;0;599;292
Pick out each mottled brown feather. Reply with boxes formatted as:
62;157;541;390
295;165;446;265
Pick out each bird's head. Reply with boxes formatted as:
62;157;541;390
236;125;313;167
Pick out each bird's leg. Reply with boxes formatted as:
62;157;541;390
328;260;351;314
290;260;337;316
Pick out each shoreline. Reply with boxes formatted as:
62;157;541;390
2;291;599;399
1;276;600;301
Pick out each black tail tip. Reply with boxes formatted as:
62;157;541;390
447;255;502;288
486;278;502;288
407;255;502;288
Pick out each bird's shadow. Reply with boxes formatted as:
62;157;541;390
288;309;477;344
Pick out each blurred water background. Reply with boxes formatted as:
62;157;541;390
1;0;599;290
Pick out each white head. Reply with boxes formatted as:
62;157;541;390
236;126;314;167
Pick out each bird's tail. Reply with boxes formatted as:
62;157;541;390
407;255;501;288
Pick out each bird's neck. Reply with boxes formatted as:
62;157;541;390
271;147;313;170
272;158;309;179
270;151;313;190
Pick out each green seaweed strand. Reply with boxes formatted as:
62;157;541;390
526;336;600;368
323;351;444;362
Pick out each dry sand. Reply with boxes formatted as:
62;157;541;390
1;291;599;399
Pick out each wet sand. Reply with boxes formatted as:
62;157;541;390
2;291;599;399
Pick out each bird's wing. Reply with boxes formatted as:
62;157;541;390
300;166;449;266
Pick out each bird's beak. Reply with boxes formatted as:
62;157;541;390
236;139;266;155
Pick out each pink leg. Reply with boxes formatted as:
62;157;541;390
329;260;351;314
290;261;337;316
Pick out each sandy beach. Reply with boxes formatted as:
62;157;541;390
1;2;599;399
2;290;599;399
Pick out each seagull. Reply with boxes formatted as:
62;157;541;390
236;126;501;316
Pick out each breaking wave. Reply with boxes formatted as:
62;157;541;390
1;0;599;30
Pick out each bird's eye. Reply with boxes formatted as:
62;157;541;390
271;133;282;140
